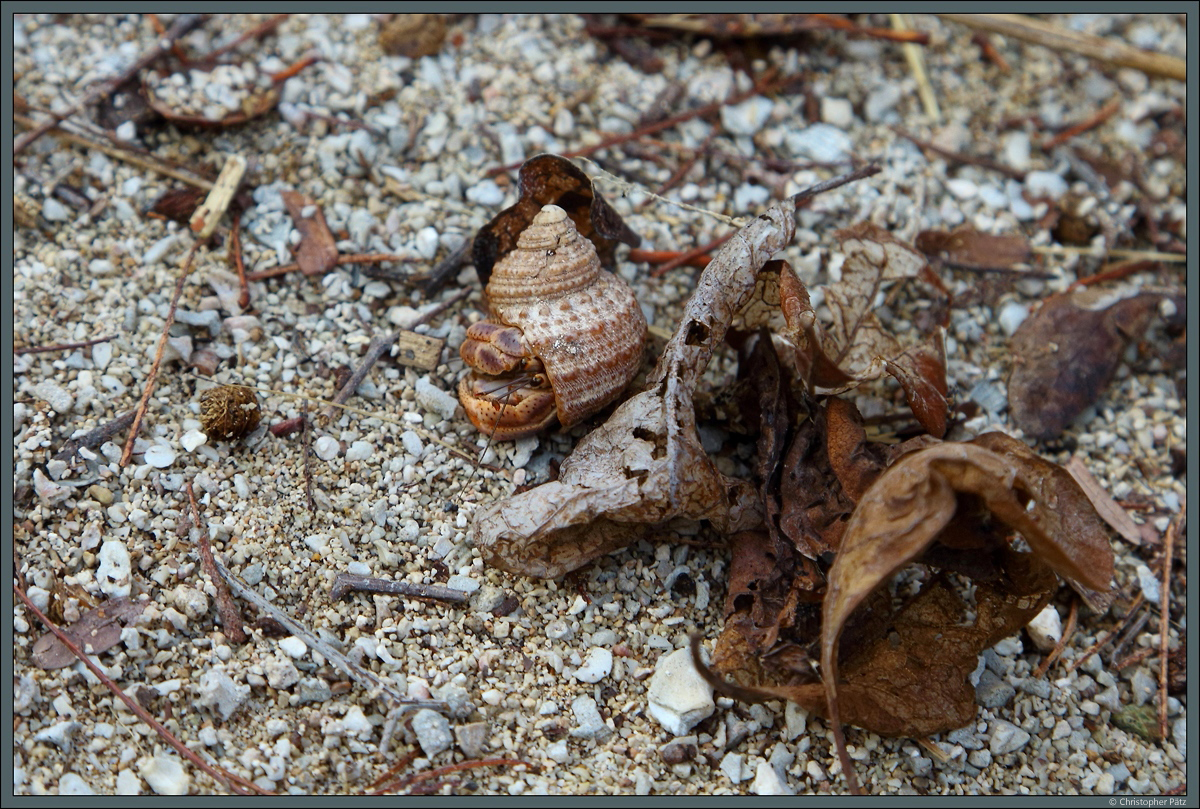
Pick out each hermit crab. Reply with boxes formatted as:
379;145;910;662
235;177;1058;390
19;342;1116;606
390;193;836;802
458;204;647;440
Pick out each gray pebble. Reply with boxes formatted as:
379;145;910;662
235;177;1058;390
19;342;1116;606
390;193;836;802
455;721;489;758
265;657;300;689
733;183;770;212
435;683;475;719
42;197;70;222
820;97;853;128
466;179;505;207
35;720;82;753
1017;677;1052;699
785;123;852;163
947;725;984;750
569;695;612;741
1129;667;1157;706
1135;564;1161;604
412;708;453;756
751;759;793;795
295;676;332;704
720;96;774;136
1025;171;1068;199
34;379;73;414
989;719;1031;755
864;83;903;122
975;669;1016;709
58;773;96;795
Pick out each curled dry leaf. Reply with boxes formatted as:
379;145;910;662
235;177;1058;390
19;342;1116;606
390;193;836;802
470;200;803;577
281;190;340;276
780;225;949;436
472;154;641;286
32;597;146;670
1007;289;1176;441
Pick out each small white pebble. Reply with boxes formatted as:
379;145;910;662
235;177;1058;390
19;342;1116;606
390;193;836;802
180;429;207;452
144;444;177;468
345;440;373;462
574;647;613;683
278;636;308;659
313;435;340;461
1025;604;1063;652
997;301;1029;336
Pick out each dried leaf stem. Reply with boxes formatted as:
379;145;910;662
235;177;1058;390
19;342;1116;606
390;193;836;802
1158;506;1181;740
13;581;269;795
1066;591;1145;674
210;556;446;714
185;480;246;644
371;759;534;796
53;409;137;462
1043;98;1121;150
120;242;200;467
937;13;1185;81
14;14;207;154
330;573;471;605
15;334;114;356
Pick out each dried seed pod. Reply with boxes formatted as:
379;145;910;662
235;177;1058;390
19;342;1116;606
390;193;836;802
458;204;647;440
198;385;261;441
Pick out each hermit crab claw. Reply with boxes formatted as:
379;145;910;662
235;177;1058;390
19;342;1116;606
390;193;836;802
457;366;557;441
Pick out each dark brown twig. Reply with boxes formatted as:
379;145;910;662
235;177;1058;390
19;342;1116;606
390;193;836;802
14;581;269;795
892;126;1027;181
201;13;289;60
322;333;399;422
971;32;1011;72
330;573;470;605
15;335;115;356
1066;591;1144;674
650;233;733;277
120;242;201;467
185;480;246;644
1034;597;1078;679
1042;98;1121;150
53;410;137;462
485;68;787;176
228;210;251;310
245;252;414;282
14;14;207;155
422;240;472;297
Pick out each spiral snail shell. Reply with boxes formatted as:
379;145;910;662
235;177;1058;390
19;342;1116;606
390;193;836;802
458;204;647;440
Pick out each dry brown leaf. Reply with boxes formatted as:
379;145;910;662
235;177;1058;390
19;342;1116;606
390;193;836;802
780;227;949;435
1063;455;1146;546
471;154;641;286
281;190;339;275
915;224;1031;270
470;199;803;577
1008;289;1169;440
32;597;146;670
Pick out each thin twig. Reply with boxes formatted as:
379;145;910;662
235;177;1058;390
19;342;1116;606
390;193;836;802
892;126;1026;181
14;112;214;190
937;13;1185;81
53;409;137;462
201;13;289;60
228;210;251;309
302;400;314;513
1158;507;1181;741
485;68;787;176
322;333;399;422
120;242;201;467
14;582;269;795
185;480;246;644
210;557;446;713
650;233;733;278
1034;597;1078;678
244;252;415;282
892;13;939;123
14;14;207;154
1066;591;1144;674
372;758;534;796
1043;98;1121;150
15;334;114;356
330;573;471;604
423;240;473;297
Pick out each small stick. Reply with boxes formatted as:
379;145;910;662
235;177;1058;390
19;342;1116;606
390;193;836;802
201;13;289;60
269;415;305;437
269;53;321;83
14;582;270;795
892;13;939;123
14;112;214;190
1158;507;1181;741
485;68;787;176
302;399;314;513
53;409;137;461
245;252;415;282
892;126;1026;181
650;233;733;277
1033;597;1078;679
628;248;713;269
228;210;251;309
15;334;114;356
367;750;419;789
971;32;1011;72
1042;98;1121;150
120;242;201;467
211;557;446;712
190;154;248;239
185;480;246;644
330;573;470;605
1066;591;1144;674
422;240;472;297
1113;646;1156;671
372;758;534;796
937;13;1185;82
322;333;399;422
14;14;207;154
1031;245;1185;263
